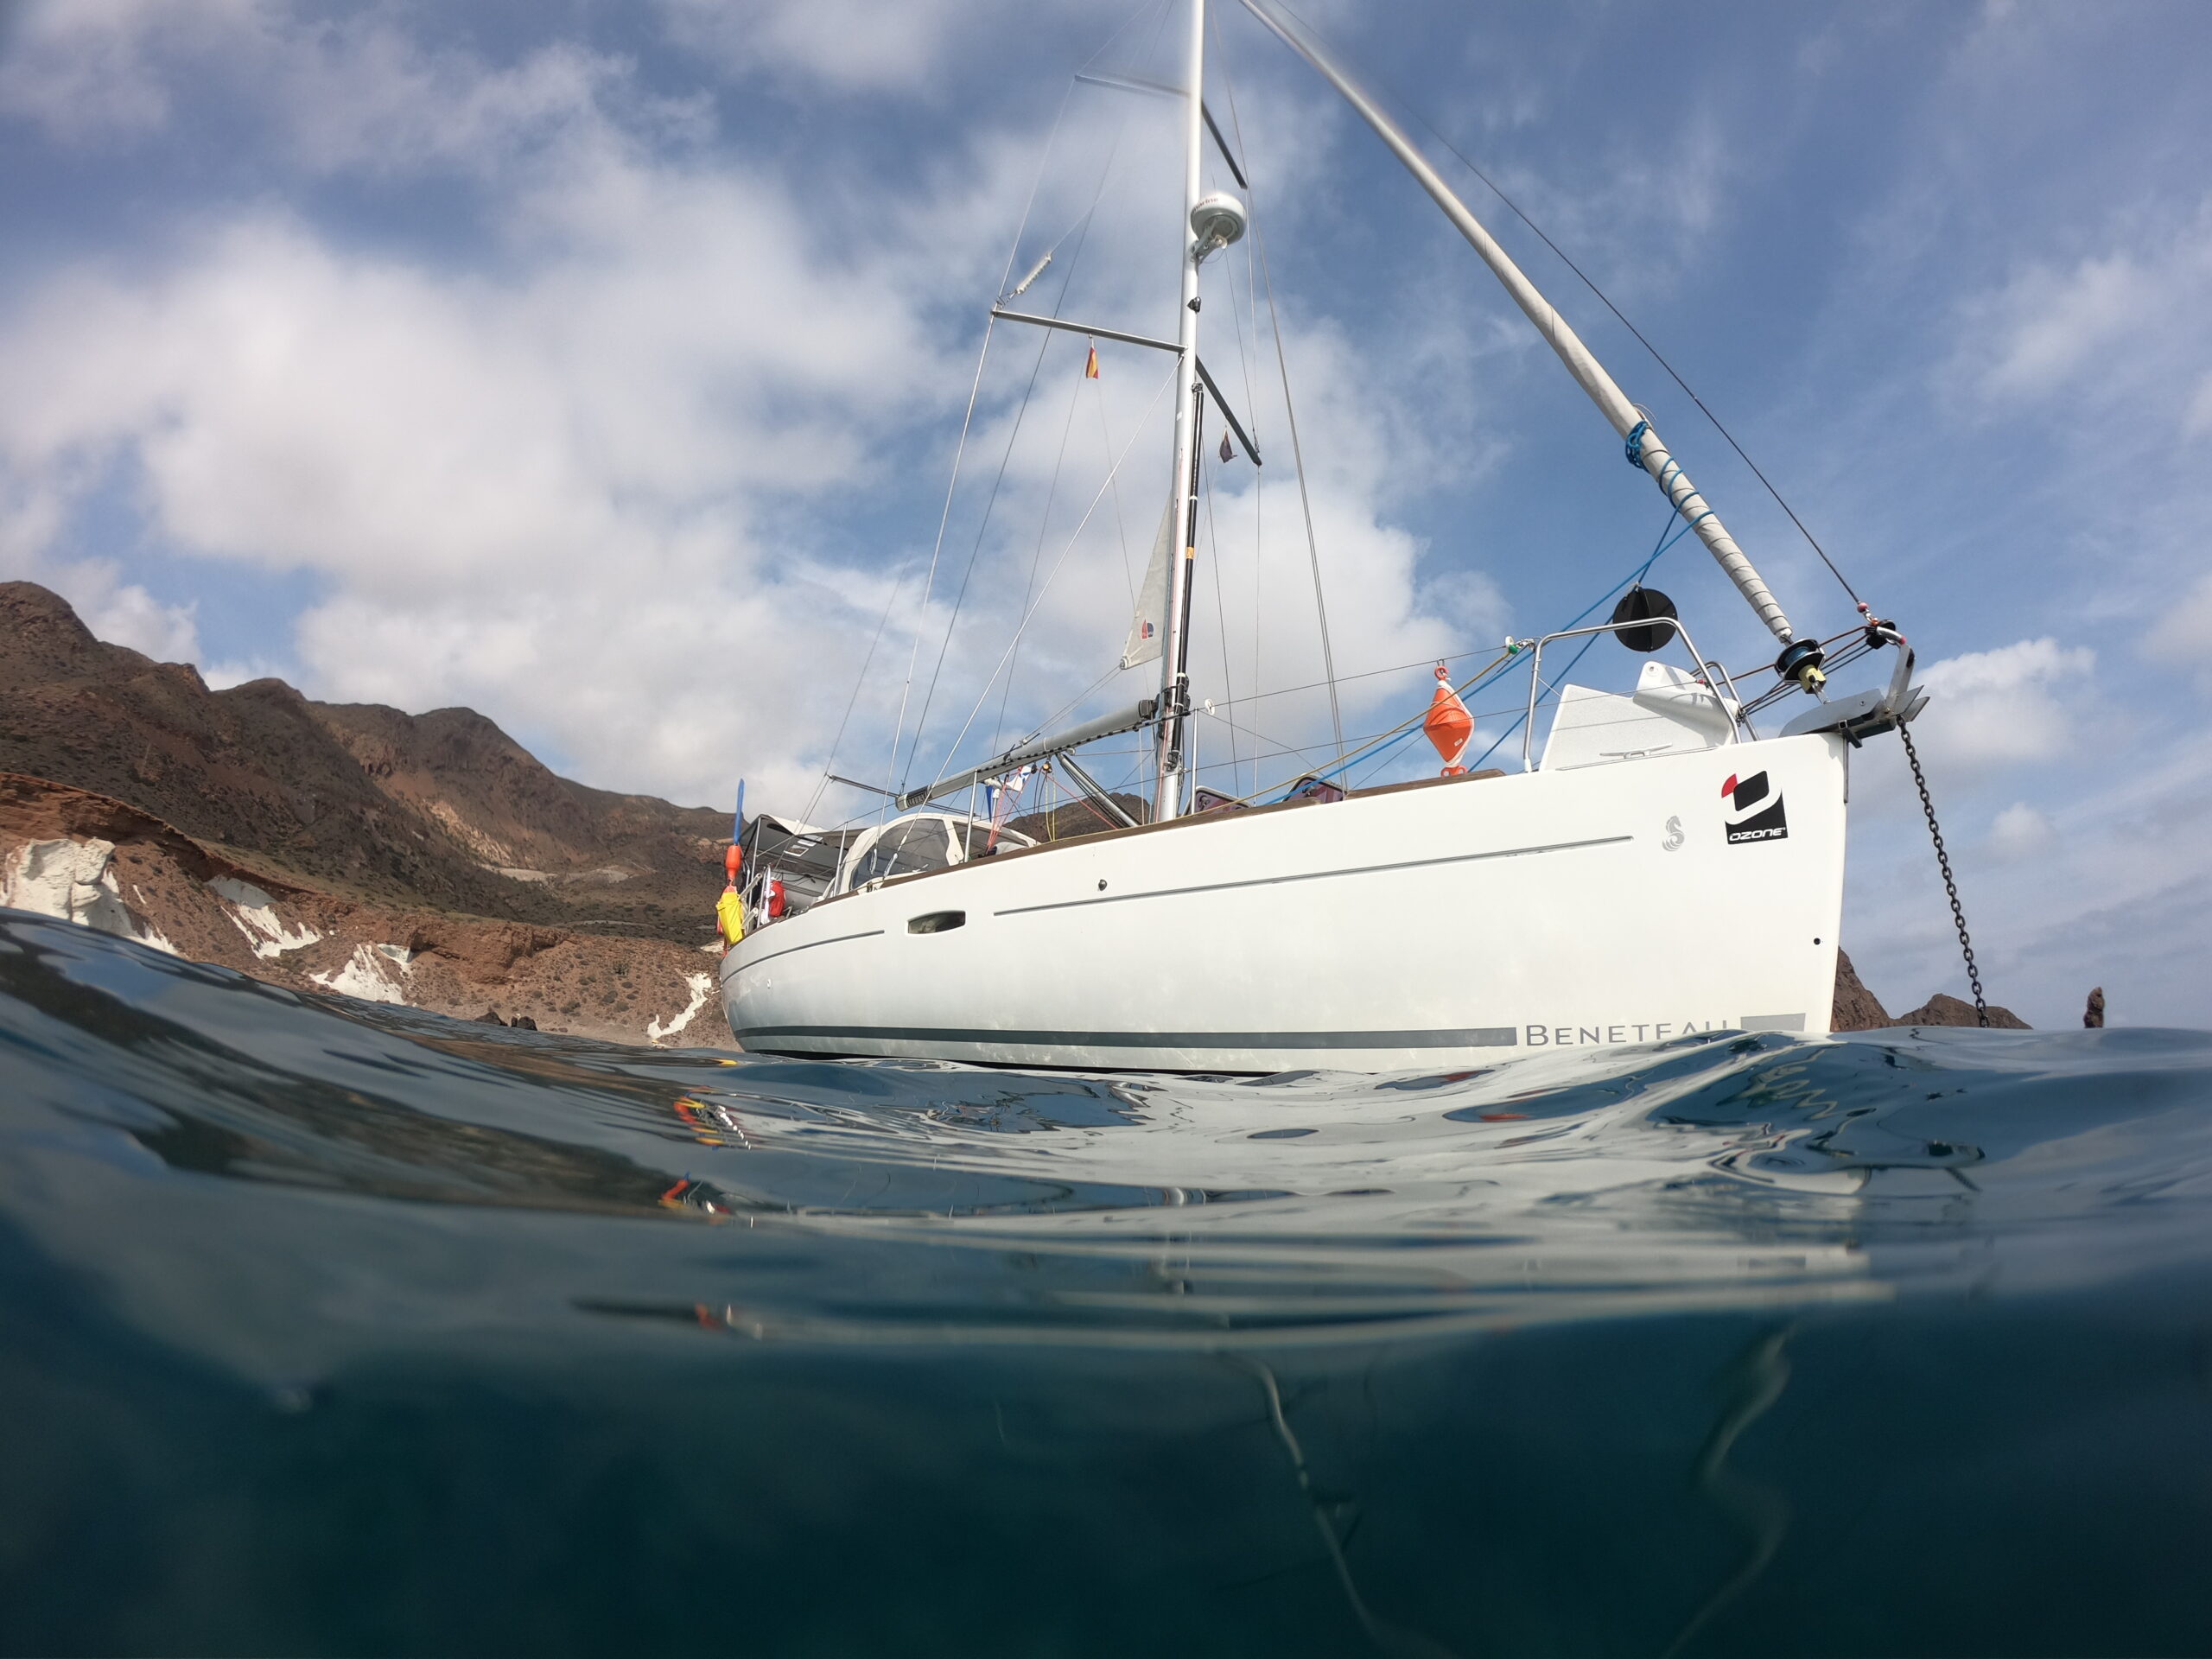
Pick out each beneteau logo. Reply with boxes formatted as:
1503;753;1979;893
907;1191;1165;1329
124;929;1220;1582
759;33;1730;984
1722;770;1789;844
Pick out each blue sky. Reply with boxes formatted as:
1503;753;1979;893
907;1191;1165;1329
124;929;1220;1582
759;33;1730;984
3;0;2209;1027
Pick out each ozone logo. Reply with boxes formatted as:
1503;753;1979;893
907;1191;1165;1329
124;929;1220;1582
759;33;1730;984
1722;770;1789;845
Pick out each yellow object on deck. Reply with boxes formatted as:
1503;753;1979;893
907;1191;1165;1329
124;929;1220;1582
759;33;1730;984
715;887;745;946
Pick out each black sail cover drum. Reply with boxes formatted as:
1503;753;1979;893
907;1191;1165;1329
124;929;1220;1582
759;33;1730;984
1610;587;1678;652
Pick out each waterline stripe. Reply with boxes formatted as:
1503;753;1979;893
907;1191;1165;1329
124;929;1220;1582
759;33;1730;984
729;928;886;975
731;1024;1521;1050
993;835;1630;918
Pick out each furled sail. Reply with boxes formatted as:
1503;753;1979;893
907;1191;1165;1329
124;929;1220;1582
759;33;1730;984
1120;497;1174;669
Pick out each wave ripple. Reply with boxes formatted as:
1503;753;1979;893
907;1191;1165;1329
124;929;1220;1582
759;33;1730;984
4;912;2210;1657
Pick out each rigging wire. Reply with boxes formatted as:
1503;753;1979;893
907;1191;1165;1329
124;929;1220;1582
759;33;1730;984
1216;507;1690;798
1248;287;1265;796
1033;661;1126;745
1201;454;1244;790
988;360;1090;759
1226;16;1268;798
1198;641;1523;715
1097;372;1141;613
800;565;908;825
873;67;1101;821
897;29;1164;795
897;305;1077;794
1262;510;1693;798
1212;8;1266;445
918;365;1179;798
1254;218;1346;756
1077;0;1173;80
1217;45;1345;759
1446;512;1689;779
1262;0;1866;611
882;315;1001;821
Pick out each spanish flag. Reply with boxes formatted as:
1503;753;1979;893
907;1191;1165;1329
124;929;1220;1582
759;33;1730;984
1084;343;1100;379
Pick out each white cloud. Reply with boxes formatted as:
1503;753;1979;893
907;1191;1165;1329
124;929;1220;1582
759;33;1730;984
0;0;698;182
1949;201;2212;422
0;0;245;143
2142;572;2212;688
659;0;1007;92
0;188;969;805
0;0;1475;819
1985;799;2052;860
1418;567;1510;645
201;657;285;691
1971;250;2159;399
1910;636;2094;772
2187;373;2212;440
1;550;204;664
0;0;983;809
1459;109;1737;304
80;580;200;664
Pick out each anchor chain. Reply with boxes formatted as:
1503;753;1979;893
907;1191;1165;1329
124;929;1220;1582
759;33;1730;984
1897;721;1988;1027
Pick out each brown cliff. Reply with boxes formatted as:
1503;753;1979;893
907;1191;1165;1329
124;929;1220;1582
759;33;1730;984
0;582;724;941
0;772;729;1046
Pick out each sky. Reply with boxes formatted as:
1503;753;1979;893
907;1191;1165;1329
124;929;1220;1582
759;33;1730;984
3;0;2209;1028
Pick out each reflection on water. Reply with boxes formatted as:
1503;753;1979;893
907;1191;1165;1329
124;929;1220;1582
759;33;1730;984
4;910;2212;1656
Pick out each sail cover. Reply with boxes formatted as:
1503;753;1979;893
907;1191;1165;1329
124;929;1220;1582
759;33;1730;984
1120;498;1174;669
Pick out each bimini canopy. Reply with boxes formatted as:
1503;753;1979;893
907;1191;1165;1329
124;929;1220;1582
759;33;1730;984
834;811;1035;896
742;812;862;903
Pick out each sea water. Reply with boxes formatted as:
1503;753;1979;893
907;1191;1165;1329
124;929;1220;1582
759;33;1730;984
3;909;2209;1658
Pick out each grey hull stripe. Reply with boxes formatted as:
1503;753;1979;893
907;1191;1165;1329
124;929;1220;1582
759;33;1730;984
731;1024;1520;1051
1738;1012;1808;1033
994;835;1631;918
731;928;886;975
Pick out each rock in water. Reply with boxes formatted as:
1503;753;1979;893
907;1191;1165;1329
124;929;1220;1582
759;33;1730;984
1889;992;2030;1030
2085;987;2107;1028
1834;949;2030;1030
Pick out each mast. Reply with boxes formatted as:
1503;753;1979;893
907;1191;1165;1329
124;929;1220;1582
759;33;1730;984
1238;0;1825;688
1154;0;1208;822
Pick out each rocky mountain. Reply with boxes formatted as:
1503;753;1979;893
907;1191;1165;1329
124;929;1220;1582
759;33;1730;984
0;582;725;943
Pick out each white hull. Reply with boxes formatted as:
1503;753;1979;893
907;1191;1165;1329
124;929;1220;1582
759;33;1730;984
722;733;1847;1072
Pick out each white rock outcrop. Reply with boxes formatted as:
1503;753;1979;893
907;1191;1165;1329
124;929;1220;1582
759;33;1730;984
308;943;413;1005
208;875;322;959
0;837;176;955
647;971;715;1043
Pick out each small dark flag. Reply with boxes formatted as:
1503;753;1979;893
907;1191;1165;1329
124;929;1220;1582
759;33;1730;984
1219;432;1236;462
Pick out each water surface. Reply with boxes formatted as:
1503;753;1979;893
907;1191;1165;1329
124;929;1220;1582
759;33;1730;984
3;912;2209;1656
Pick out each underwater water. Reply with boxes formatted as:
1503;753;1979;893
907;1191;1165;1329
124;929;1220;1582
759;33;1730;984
3;912;2212;1657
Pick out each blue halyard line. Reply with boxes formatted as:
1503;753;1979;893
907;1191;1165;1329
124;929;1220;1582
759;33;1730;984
1406;514;1691;787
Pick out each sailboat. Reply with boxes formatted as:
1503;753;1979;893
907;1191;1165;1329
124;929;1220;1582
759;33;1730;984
720;0;1927;1073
